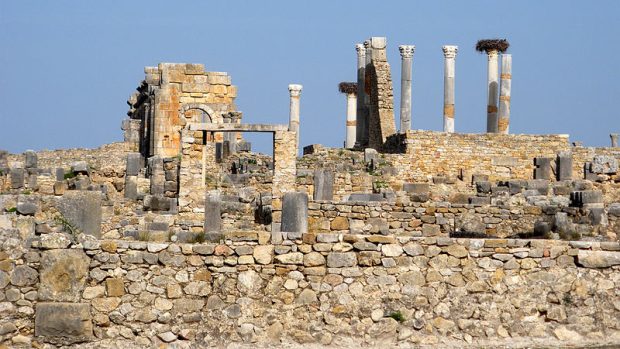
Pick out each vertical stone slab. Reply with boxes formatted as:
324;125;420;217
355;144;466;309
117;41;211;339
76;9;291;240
124;176;138;200
281;192;308;233
58;190;102;238
556;151;573;181
24;150;38;169
0;150;8;170
55;168;65;182
534;157;552;180
398;45;415;132
272;130;297;198
611;133;618;147
10;168;25;189
442;45;458;133
498;54;512;134
148;155;165;195
313;170;334;201
126;153;142;176
204;190;222;233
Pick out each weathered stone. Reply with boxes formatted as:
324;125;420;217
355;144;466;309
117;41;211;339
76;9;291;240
274;252;303;265
39;249;90;302
313;170;334;201
577;250;620;268
556;152;572;181
330;216;349;231
281;192;308;233
57;190;102;238
253;245;274;265
35;302;93;342
590;155;618;174
296;288;317;304
381;244;403;257
327;252;357;267
204;190;222;233
91;297;121;312
303;252;326;266
456;213;485;234
10;265;37;287
39;233;72;249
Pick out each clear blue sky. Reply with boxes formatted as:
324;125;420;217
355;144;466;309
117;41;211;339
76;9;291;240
1;1;618;154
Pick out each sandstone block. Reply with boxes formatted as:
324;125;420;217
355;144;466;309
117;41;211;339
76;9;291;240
577;250;620;268
58;190;102;238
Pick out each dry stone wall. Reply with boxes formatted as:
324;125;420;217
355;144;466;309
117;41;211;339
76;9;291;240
0;233;619;347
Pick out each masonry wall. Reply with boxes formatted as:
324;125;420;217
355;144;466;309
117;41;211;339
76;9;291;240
1;234;619;347
385;131;571;182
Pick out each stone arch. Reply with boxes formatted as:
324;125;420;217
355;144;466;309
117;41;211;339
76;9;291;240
179;103;223;125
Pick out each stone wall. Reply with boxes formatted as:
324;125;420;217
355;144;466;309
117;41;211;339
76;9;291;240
1;233;619;347
384;131;571;181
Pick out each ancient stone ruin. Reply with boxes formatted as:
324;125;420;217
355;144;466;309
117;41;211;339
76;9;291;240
0;37;619;348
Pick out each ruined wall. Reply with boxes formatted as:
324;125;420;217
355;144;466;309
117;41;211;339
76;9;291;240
384;131;571;182
1;234;619;348
366;47;396;149
126;63;237;158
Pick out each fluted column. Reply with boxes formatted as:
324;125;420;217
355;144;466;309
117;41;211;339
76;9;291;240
611;133;618;147
485;49;499;133
355;43;366;148
288;84;303;151
498;54;512;134
399;45;415;132
442;45;458;133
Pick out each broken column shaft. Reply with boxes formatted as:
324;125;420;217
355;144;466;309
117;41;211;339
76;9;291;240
355;43;367;148
288;84;303;152
611;133;618;147
486;49;499;133
498;54;512;134
442;45;458;133
399;45;415;132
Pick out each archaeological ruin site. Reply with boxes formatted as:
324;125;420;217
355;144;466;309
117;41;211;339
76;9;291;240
0;37;619;348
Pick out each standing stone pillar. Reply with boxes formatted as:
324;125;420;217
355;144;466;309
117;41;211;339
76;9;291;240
288;84;303;152
398;45;415;132
485;49;500;133
442;45;458;133
362;39;372;146
498;54;512;134
611;133;618;147
339;82;357;148
355;43;366;148
280;192;308;234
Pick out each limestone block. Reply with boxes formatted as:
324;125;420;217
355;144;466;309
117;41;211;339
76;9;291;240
39;249;90;302
281;192;308;233
10;168;24;189
556;152;572;181
204;190;222;233
348;193;385;202
313;170;334;201
35;302;93;343
577;250;620;268
403;183;429;194
58;191;102;238
590;155;618;174
24;150;38;169
534;157;552;180
126;153;142;176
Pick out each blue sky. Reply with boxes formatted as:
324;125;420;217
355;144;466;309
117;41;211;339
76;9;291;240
1;1;618;154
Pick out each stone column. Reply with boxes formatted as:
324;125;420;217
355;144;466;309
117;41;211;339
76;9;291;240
498;54;512;134
399;45;415;132
345;92;357;149
485;49;500;133
355;44;366;148
611;133;618;147
362;39;372;145
288;84;303;152
442;45;458;133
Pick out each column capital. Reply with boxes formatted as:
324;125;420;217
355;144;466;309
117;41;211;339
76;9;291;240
399;45;415;58
288;84;303;97
363;40;371;49
355;43;365;56
486;49;499;58
370;37;387;50
442;45;458;58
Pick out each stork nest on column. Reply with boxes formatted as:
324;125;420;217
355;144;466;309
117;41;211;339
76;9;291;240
338;82;358;95
475;39;510;53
